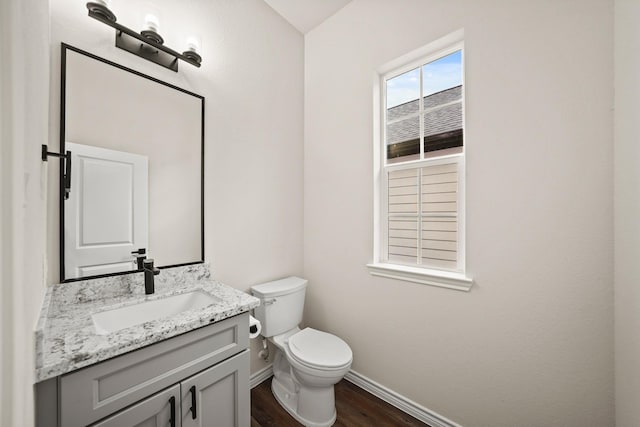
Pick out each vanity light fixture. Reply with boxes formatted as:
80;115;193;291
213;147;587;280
85;2;202;72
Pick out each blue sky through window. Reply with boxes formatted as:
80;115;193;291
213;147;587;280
386;50;462;109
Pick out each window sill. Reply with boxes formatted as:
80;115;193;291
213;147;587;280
366;263;473;292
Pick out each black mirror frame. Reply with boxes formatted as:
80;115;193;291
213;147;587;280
59;43;205;283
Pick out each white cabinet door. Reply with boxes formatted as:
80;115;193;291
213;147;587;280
64;142;148;278
181;350;250;427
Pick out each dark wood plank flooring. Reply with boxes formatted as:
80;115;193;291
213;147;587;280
251;378;430;427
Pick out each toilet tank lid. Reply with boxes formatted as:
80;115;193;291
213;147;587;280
251;276;308;298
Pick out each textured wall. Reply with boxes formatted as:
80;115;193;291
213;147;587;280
614;1;640;426
304;1;614;425
0;0;50;426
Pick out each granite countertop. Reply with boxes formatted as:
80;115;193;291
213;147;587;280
35;264;260;382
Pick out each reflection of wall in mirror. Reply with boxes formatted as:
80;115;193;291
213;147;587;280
65;49;202;269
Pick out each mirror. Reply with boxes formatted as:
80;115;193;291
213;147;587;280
60;44;204;281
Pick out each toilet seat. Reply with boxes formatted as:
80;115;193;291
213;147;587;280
287;328;352;370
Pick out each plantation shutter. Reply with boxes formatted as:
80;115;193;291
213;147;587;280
387;158;460;270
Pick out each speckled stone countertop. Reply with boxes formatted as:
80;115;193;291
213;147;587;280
35;264;259;382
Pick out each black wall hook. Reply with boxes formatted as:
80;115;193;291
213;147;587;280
42;144;72;200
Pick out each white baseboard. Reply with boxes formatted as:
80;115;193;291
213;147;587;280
344;370;462;427
250;364;273;389
250;365;461;427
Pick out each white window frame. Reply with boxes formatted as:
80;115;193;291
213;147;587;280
367;29;473;292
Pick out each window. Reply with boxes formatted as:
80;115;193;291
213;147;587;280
368;32;472;291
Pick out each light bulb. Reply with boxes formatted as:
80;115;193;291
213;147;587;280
143;14;160;33
186;36;200;53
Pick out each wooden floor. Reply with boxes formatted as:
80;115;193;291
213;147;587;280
251;378;430;427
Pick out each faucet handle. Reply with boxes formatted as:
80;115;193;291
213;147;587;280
132;248;147;270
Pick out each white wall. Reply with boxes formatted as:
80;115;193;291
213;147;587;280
48;0;304;374
304;1;614;426
614;1;640;426
0;1;50;426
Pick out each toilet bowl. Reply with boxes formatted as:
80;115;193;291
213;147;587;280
251;277;353;427
270;327;352;427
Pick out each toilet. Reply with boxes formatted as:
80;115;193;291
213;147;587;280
251;277;352;427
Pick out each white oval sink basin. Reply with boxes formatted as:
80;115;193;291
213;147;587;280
92;291;220;335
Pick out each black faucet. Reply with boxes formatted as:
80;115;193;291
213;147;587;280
142;259;161;294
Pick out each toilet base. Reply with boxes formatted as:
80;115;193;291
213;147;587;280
271;375;337;427
269;349;338;427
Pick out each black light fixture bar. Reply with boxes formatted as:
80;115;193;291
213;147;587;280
86;4;201;72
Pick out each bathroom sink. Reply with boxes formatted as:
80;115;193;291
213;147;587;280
92;291;220;335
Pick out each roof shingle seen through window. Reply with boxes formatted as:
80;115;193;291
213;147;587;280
386;85;462;146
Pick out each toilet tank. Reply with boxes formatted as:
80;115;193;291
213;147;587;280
251;276;308;337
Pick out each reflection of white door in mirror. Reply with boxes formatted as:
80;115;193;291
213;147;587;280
64;142;149;279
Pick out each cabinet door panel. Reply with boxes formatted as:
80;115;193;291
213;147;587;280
92;384;179;427
181;350;249;427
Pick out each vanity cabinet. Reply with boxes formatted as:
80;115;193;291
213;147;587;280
36;313;250;427
94;352;248;427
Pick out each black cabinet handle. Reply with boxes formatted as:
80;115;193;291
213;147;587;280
190;385;197;419
169;396;176;427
